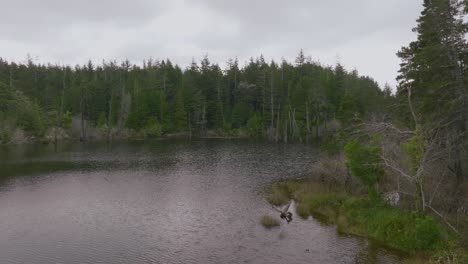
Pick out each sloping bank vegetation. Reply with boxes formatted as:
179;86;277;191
266;181;449;254
265;167;466;263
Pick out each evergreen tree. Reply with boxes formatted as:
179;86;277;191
397;0;468;180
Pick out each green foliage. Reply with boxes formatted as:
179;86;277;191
0;120;12;144
231;103;253;128
267;180;454;254
0;84;15;112
297;192;347;222
322;129;347;155
125;110;145;130
396;0;466;129
0;50;387;141
246;114;263;138
96;112;107;128
345;138;384;197
264;181;300;206
295;203;310;219
337;94;360;127
144;117;162;138
403;130;427;175
174;89;187;132
340;199;448;253
61;111;73;129
16;100;46;137
0;79;47;137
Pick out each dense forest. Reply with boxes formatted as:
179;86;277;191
0;49;391;143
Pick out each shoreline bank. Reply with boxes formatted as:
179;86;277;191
264;180;467;263
0;127;249;146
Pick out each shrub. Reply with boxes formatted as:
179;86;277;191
345;138;384;199
322;130;346;156
62;111;73;129
0;127;12;144
144;117;162;138
403;130;427;175
265;189;289;206
246;114;263;138
265;181;300;206
96;112;107;128
340;199;448;253
296;203;310;219
16;101;46;137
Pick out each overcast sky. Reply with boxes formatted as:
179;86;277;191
0;0;423;88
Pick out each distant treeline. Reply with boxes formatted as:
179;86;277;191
0;50;392;142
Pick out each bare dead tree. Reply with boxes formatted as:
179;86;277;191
359;118;461;234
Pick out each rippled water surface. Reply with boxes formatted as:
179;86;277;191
0;140;402;263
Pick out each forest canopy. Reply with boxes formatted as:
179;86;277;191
0;51;391;142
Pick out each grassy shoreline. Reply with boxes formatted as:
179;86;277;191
264;180;467;263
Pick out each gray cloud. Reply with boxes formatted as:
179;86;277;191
0;0;423;87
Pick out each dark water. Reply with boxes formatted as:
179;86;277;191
0;139;402;264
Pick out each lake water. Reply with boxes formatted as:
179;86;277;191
0;139;402;263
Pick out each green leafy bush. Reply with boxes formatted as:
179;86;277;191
246;114;263;138
0;126;12;144
231;103;253;128
341;198;447;252
345;138;384;199
403;130;427;175
62;111;73;129
16;101;46;137
321;130;347;156
144;117;162;138
96;112;107;128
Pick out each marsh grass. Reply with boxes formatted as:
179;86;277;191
264;181;301;206
265;180;462;259
261;215;280;228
